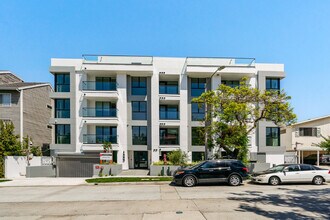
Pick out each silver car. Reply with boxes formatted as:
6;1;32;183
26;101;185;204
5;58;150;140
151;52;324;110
252;164;330;185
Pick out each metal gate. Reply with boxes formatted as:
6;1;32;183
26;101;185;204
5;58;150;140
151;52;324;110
56;156;99;177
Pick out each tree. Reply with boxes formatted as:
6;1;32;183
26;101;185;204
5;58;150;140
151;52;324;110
192;78;296;163
317;136;330;153
102;141;112;153
168;150;187;166
0;120;23;177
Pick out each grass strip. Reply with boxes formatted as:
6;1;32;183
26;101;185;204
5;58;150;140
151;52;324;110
0;179;11;183
86;177;173;183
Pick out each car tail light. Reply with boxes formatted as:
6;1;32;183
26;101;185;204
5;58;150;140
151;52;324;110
328;170;330;174
242;167;249;173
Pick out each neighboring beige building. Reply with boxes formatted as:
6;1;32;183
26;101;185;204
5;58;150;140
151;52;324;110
281;115;330;165
0;71;53;149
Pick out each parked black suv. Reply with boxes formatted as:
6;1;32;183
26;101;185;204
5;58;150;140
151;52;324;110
173;160;249;187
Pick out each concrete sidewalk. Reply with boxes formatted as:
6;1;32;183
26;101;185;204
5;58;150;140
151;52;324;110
0;177;87;187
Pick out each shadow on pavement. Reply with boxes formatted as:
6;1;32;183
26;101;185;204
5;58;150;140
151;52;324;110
228;187;330;219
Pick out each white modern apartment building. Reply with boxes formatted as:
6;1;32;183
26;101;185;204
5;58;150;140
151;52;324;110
49;55;286;173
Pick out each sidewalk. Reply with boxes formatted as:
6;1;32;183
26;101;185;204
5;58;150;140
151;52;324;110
0;177;87;187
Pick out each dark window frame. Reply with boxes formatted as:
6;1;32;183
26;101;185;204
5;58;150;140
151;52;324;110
55;73;70;92
159;105;179;120
55;124;70;144
191;78;206;97
159;128;179;145
191;102;205;121
55;99;70;118
266;127;280;146
132;101;147;120
132;126;148;145
299;127;317;137
266;78;280;90
159;81;179;94
131;77;147;95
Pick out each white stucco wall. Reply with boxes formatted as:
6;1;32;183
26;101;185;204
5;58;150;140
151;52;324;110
5;156;43;178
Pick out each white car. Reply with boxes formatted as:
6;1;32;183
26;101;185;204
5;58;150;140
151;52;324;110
252;164;330;185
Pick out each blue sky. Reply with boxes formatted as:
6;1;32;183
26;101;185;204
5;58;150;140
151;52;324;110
0;0;329;121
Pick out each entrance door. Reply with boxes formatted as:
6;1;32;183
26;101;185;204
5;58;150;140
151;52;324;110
134;151;148;169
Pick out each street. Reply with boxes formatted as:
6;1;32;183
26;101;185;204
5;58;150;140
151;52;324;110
0;181;329;219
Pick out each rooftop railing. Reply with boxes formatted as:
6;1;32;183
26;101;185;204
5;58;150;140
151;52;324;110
82;54;153;65
186;57;256;67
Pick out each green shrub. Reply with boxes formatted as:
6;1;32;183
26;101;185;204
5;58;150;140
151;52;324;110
168;150;187;166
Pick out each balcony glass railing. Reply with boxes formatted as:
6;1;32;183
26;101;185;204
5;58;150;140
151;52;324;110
159;85;179;94
160;136;179;145
83;108;117;117
192;113;205;121
82;81;117;91
83;134;117;144
159;111;179;120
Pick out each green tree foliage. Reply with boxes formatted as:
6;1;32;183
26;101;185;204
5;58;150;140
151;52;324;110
0;120;23;177
193;78;296;163
317;136;330;153
168;150;187;166
102;141;112;153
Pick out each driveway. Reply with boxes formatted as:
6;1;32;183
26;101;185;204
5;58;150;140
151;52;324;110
0;181;329;219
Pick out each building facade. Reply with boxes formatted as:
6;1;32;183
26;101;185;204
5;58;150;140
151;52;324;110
282;115;330;165
0;71;52;148
49;55;286;170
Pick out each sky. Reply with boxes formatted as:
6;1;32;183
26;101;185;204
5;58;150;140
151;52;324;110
0;0;329;121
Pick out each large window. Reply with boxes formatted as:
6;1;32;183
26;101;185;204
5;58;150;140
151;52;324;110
55;73;70;92
132;101;147;120
131;77;147;95
95;77;116;91
222;80;240;88
266;127;280;146
191;103;205;121
95;126;117;144
0;93;11;107
159;105;179;120
299;127;317;137
132;126;147;145
55;99;70;118
55;124;70;144
192;127;205;146
160;128;179;145
191;78;206;97
266;78;280;90
159;81;179;94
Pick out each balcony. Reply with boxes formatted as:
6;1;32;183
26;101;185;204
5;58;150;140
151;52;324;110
160;136;179;145
159;111;179;120
83;134;117;144
159;83;179;95
82;108;117;118
82;81;117;91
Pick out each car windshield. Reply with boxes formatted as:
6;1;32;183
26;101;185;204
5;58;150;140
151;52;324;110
268;165;285;172
189;161;205;169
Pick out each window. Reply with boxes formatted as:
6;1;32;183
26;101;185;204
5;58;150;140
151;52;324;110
94;102;116;117
192;127;205;146
284;165;300;172
159;81;179;94
132;126;147;145
300;164;314;171
299;128;317;137
131;77;147;95
95;126;117;144
55;124;70;144
55;73;70;92
192;152;205;162
55;99;70;118
132;101;147;120
160;128;179;145
159;105;179;120
191;78;206;97
95;77;116;91
191;103;205;121
266;127;280;146
0;93;11;107
266;78;280;90
222;80;240;88
200;161;216;169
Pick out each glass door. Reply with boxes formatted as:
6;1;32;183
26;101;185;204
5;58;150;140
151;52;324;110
134;151;148;169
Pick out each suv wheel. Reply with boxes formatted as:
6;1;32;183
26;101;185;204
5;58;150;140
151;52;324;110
313;176;324;185
269;176;280;186
183;175;196;187
228;174;241;186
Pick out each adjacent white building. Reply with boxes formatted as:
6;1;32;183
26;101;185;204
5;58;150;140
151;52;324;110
49;55;286;174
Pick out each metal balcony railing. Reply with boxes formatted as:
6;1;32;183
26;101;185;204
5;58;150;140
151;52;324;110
82;54;153;65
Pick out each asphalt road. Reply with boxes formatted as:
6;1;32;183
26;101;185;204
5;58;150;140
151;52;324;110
0;181;329;219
